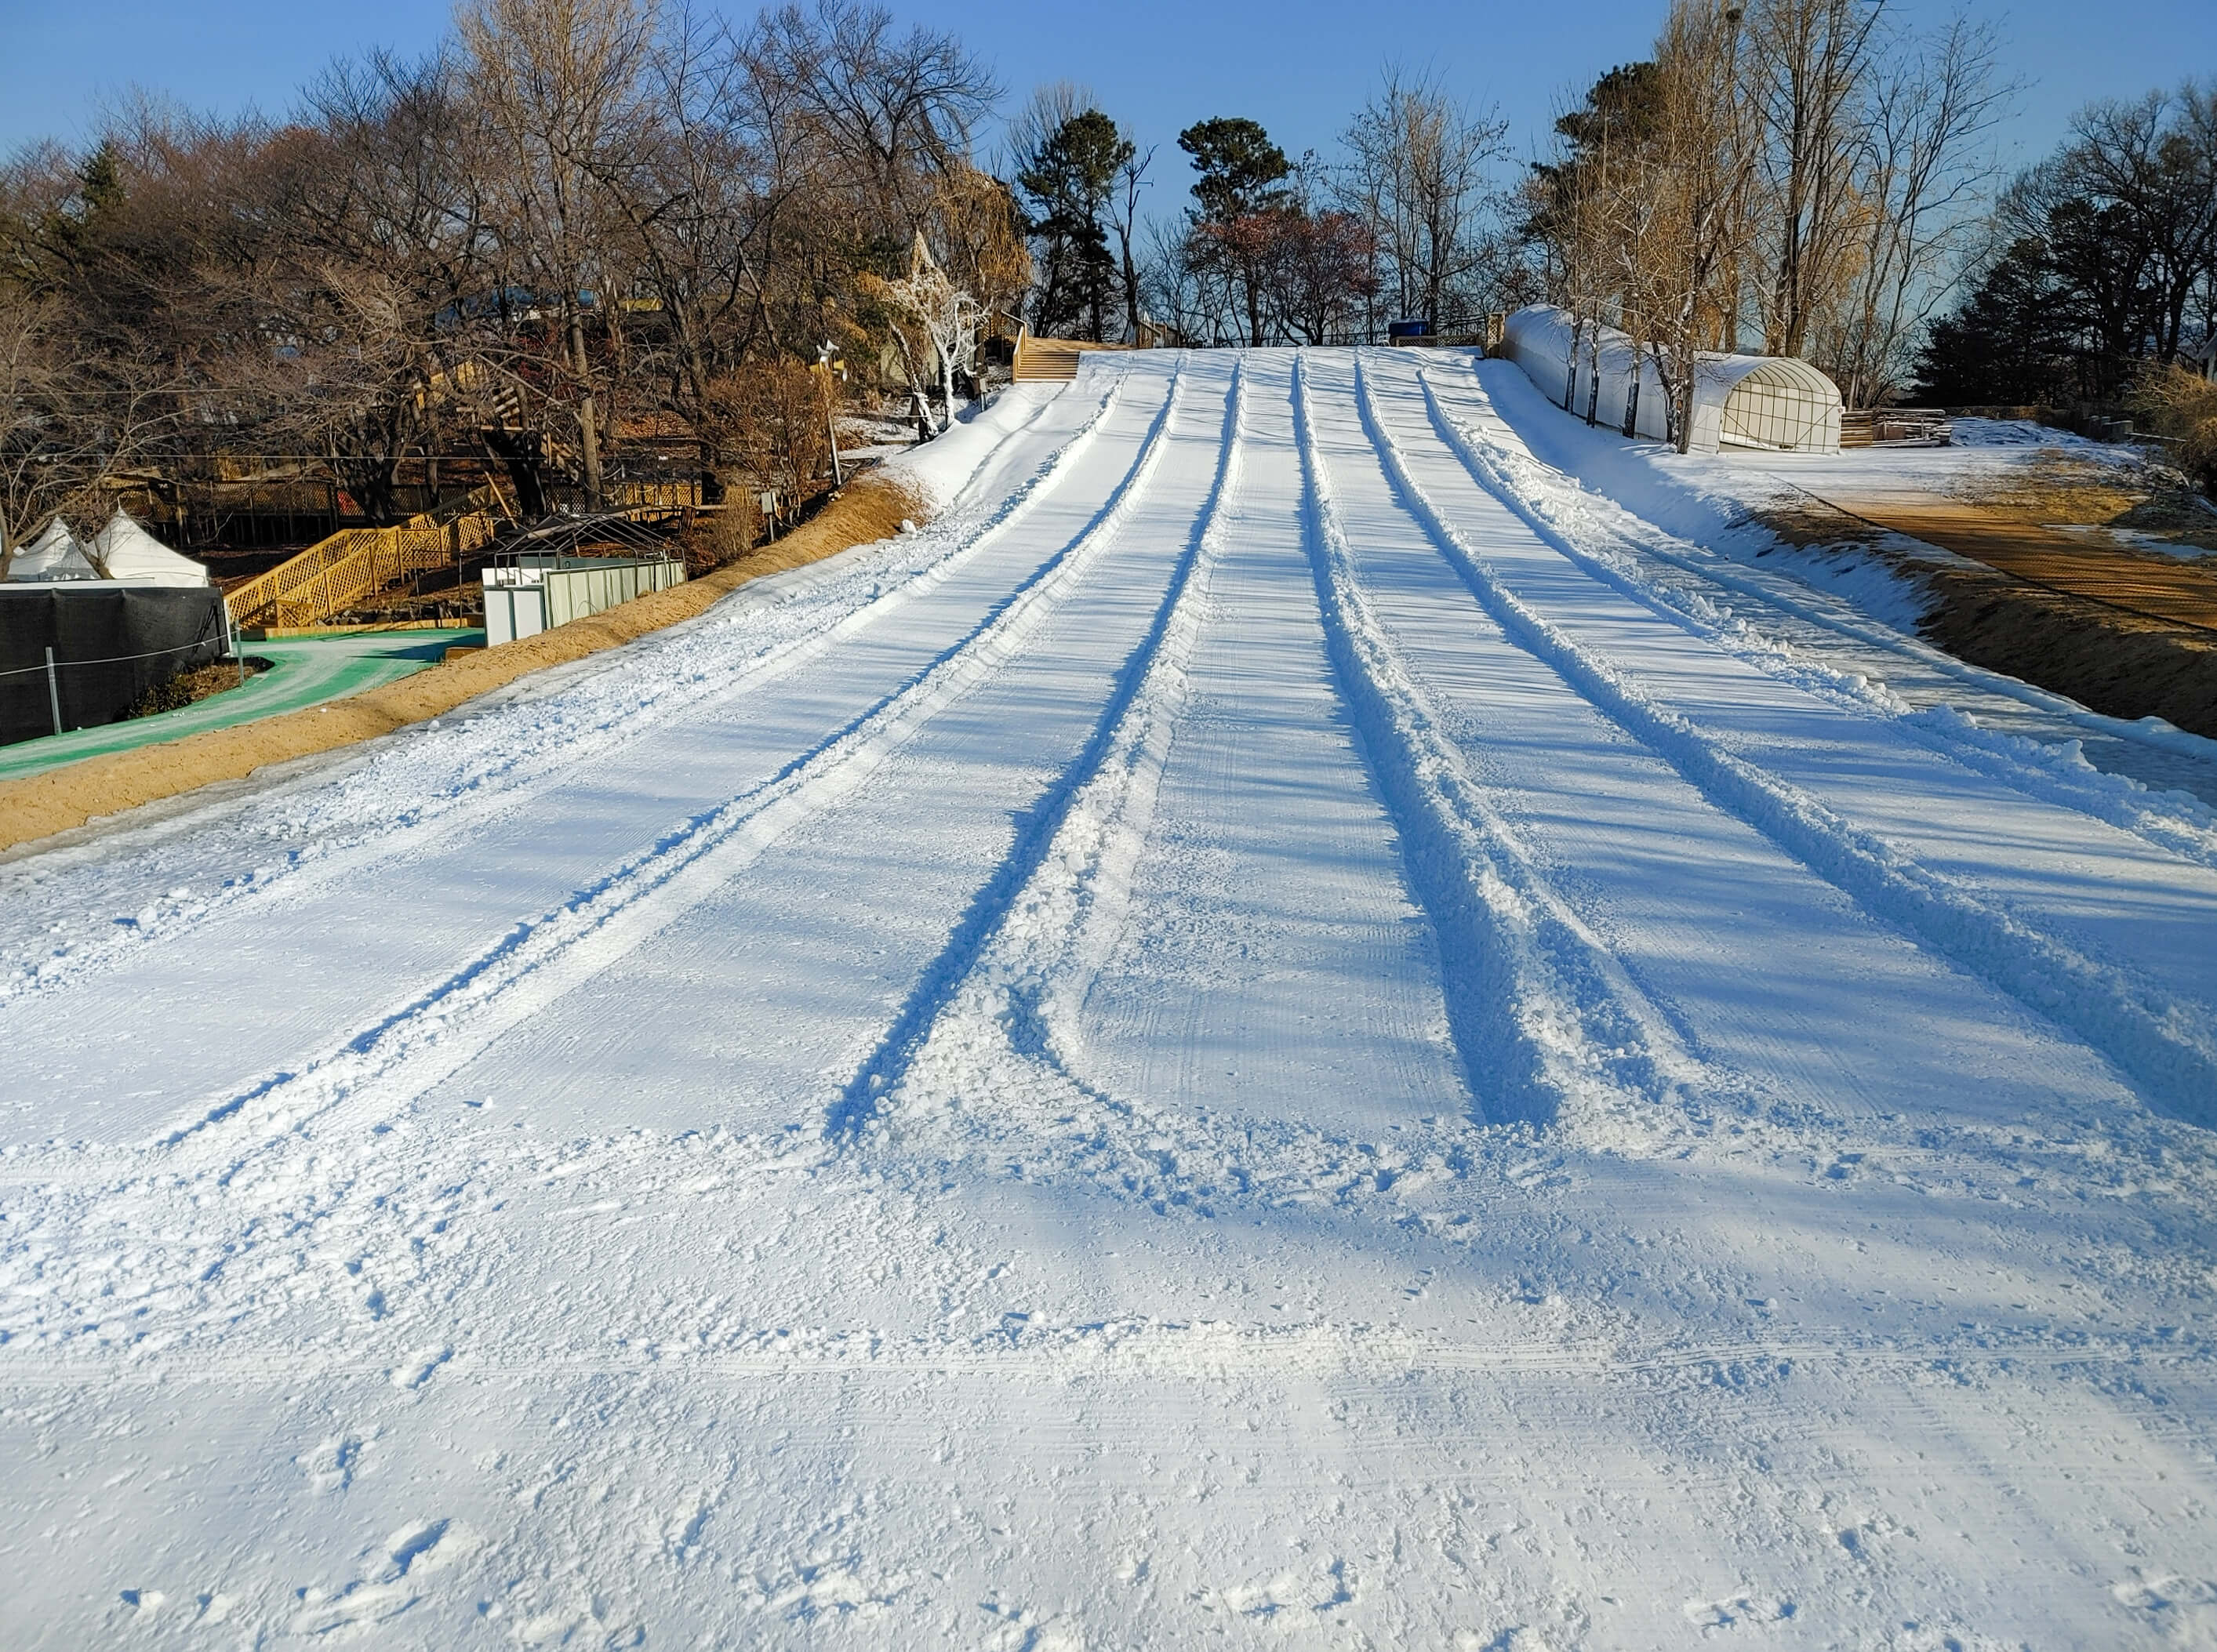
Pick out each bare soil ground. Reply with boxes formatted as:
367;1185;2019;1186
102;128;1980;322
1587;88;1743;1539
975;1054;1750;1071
1951;448;2217;554
1765;485;2217;739
1838;495;2217;632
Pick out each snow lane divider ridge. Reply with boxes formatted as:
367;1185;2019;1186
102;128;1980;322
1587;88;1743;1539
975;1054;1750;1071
1294;353;1718;1138
1389;357;2217;1127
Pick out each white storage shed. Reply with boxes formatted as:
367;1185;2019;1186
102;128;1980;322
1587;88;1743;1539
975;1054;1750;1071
1501;304;1843;455
482;554;686;646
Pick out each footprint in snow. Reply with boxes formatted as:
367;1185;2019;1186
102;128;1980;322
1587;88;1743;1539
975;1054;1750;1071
300;1432;363;1493
389;1343;452;1389
288;1518;480;1636
1683;1592;1794;1628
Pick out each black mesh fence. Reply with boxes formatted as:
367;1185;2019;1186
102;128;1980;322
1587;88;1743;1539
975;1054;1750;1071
1;586;229;748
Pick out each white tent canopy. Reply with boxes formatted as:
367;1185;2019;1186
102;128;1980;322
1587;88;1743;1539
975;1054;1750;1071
1500;304;1843;456
4;519;104;582
90;510;209;586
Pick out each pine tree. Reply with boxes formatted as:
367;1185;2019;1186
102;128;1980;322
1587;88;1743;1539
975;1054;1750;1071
1914;238;2077;405
1017;111;1132;341
1177;118;1294;344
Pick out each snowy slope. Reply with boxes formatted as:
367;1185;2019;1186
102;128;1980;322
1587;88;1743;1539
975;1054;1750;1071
3;348;2215;1650
1475;356;2217;806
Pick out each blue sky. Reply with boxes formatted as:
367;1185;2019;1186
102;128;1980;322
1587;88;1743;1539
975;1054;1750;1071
2;0;2210;198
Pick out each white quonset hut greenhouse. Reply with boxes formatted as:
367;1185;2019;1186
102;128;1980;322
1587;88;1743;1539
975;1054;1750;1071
1501;303;1844;455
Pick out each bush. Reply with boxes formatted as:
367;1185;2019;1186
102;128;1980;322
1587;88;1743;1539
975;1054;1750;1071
685;487;759;575
125;657;271;718
703;361;843;514
2130;363;2217;494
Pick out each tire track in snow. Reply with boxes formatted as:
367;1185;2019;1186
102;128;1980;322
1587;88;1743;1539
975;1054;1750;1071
33;366;1189;1209
0;380;1115;1008
2;1321;2188;1388
1354;356;2217;1126
1292;354;1723;1138
1386;354;2217;876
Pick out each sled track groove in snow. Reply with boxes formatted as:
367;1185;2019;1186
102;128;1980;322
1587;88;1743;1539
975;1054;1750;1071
114;369;1187;1185
830;360;1241;1139
0;379;1110;1010
1391;354;2217;874
1346;353;2217;1125
1292;355;1718;1135
7;350;2217;1652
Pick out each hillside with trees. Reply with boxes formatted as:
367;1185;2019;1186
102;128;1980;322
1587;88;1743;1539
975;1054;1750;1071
0;0;1019;563
4;0;2212;568
1517;0;2017;445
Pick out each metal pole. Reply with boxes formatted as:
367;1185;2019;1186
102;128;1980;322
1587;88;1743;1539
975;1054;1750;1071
820;336;842;485
820;340;845;488
45;647;62;736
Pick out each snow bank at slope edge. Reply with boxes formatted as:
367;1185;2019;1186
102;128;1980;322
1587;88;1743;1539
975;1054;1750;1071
1474;356;1935;634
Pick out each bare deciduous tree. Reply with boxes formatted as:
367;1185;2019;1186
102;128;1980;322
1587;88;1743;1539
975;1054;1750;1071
861;232;980;427
1820;15;2011;407
1744;0;1884;358
1527;0;2011;421
0;282;170;562
460;0;662;506
1338;70;1506;327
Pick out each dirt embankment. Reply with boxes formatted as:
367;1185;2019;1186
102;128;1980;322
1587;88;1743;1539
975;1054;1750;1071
1762;486;2217;739
1916;562;2217;737
0;479;921;855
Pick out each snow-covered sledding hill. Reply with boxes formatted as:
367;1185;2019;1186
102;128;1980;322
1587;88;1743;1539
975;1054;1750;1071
3;347;2215;1649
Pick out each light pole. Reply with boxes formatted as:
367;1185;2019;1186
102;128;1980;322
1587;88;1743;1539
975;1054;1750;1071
817;339;845;488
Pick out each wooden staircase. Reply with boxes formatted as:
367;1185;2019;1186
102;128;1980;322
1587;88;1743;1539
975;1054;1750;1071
1012;335;1136;383
225;496;503;631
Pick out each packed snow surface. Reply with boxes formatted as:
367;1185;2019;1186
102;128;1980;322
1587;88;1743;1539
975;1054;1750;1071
5;349;2217;1650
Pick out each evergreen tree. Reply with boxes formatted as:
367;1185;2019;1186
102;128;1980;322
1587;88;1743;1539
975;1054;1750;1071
1016;110;1132;341
1177;117;1292;223
1521;64;1663;260
1914;238;2077;405
1176;117;1293;344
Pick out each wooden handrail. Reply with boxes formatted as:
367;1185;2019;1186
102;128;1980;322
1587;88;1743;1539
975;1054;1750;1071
226;484;685;630
229;514;498;628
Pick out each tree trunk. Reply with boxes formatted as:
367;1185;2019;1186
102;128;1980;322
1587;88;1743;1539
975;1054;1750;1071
1119;233;1142;343
568;308;604;509
485;429;548;517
